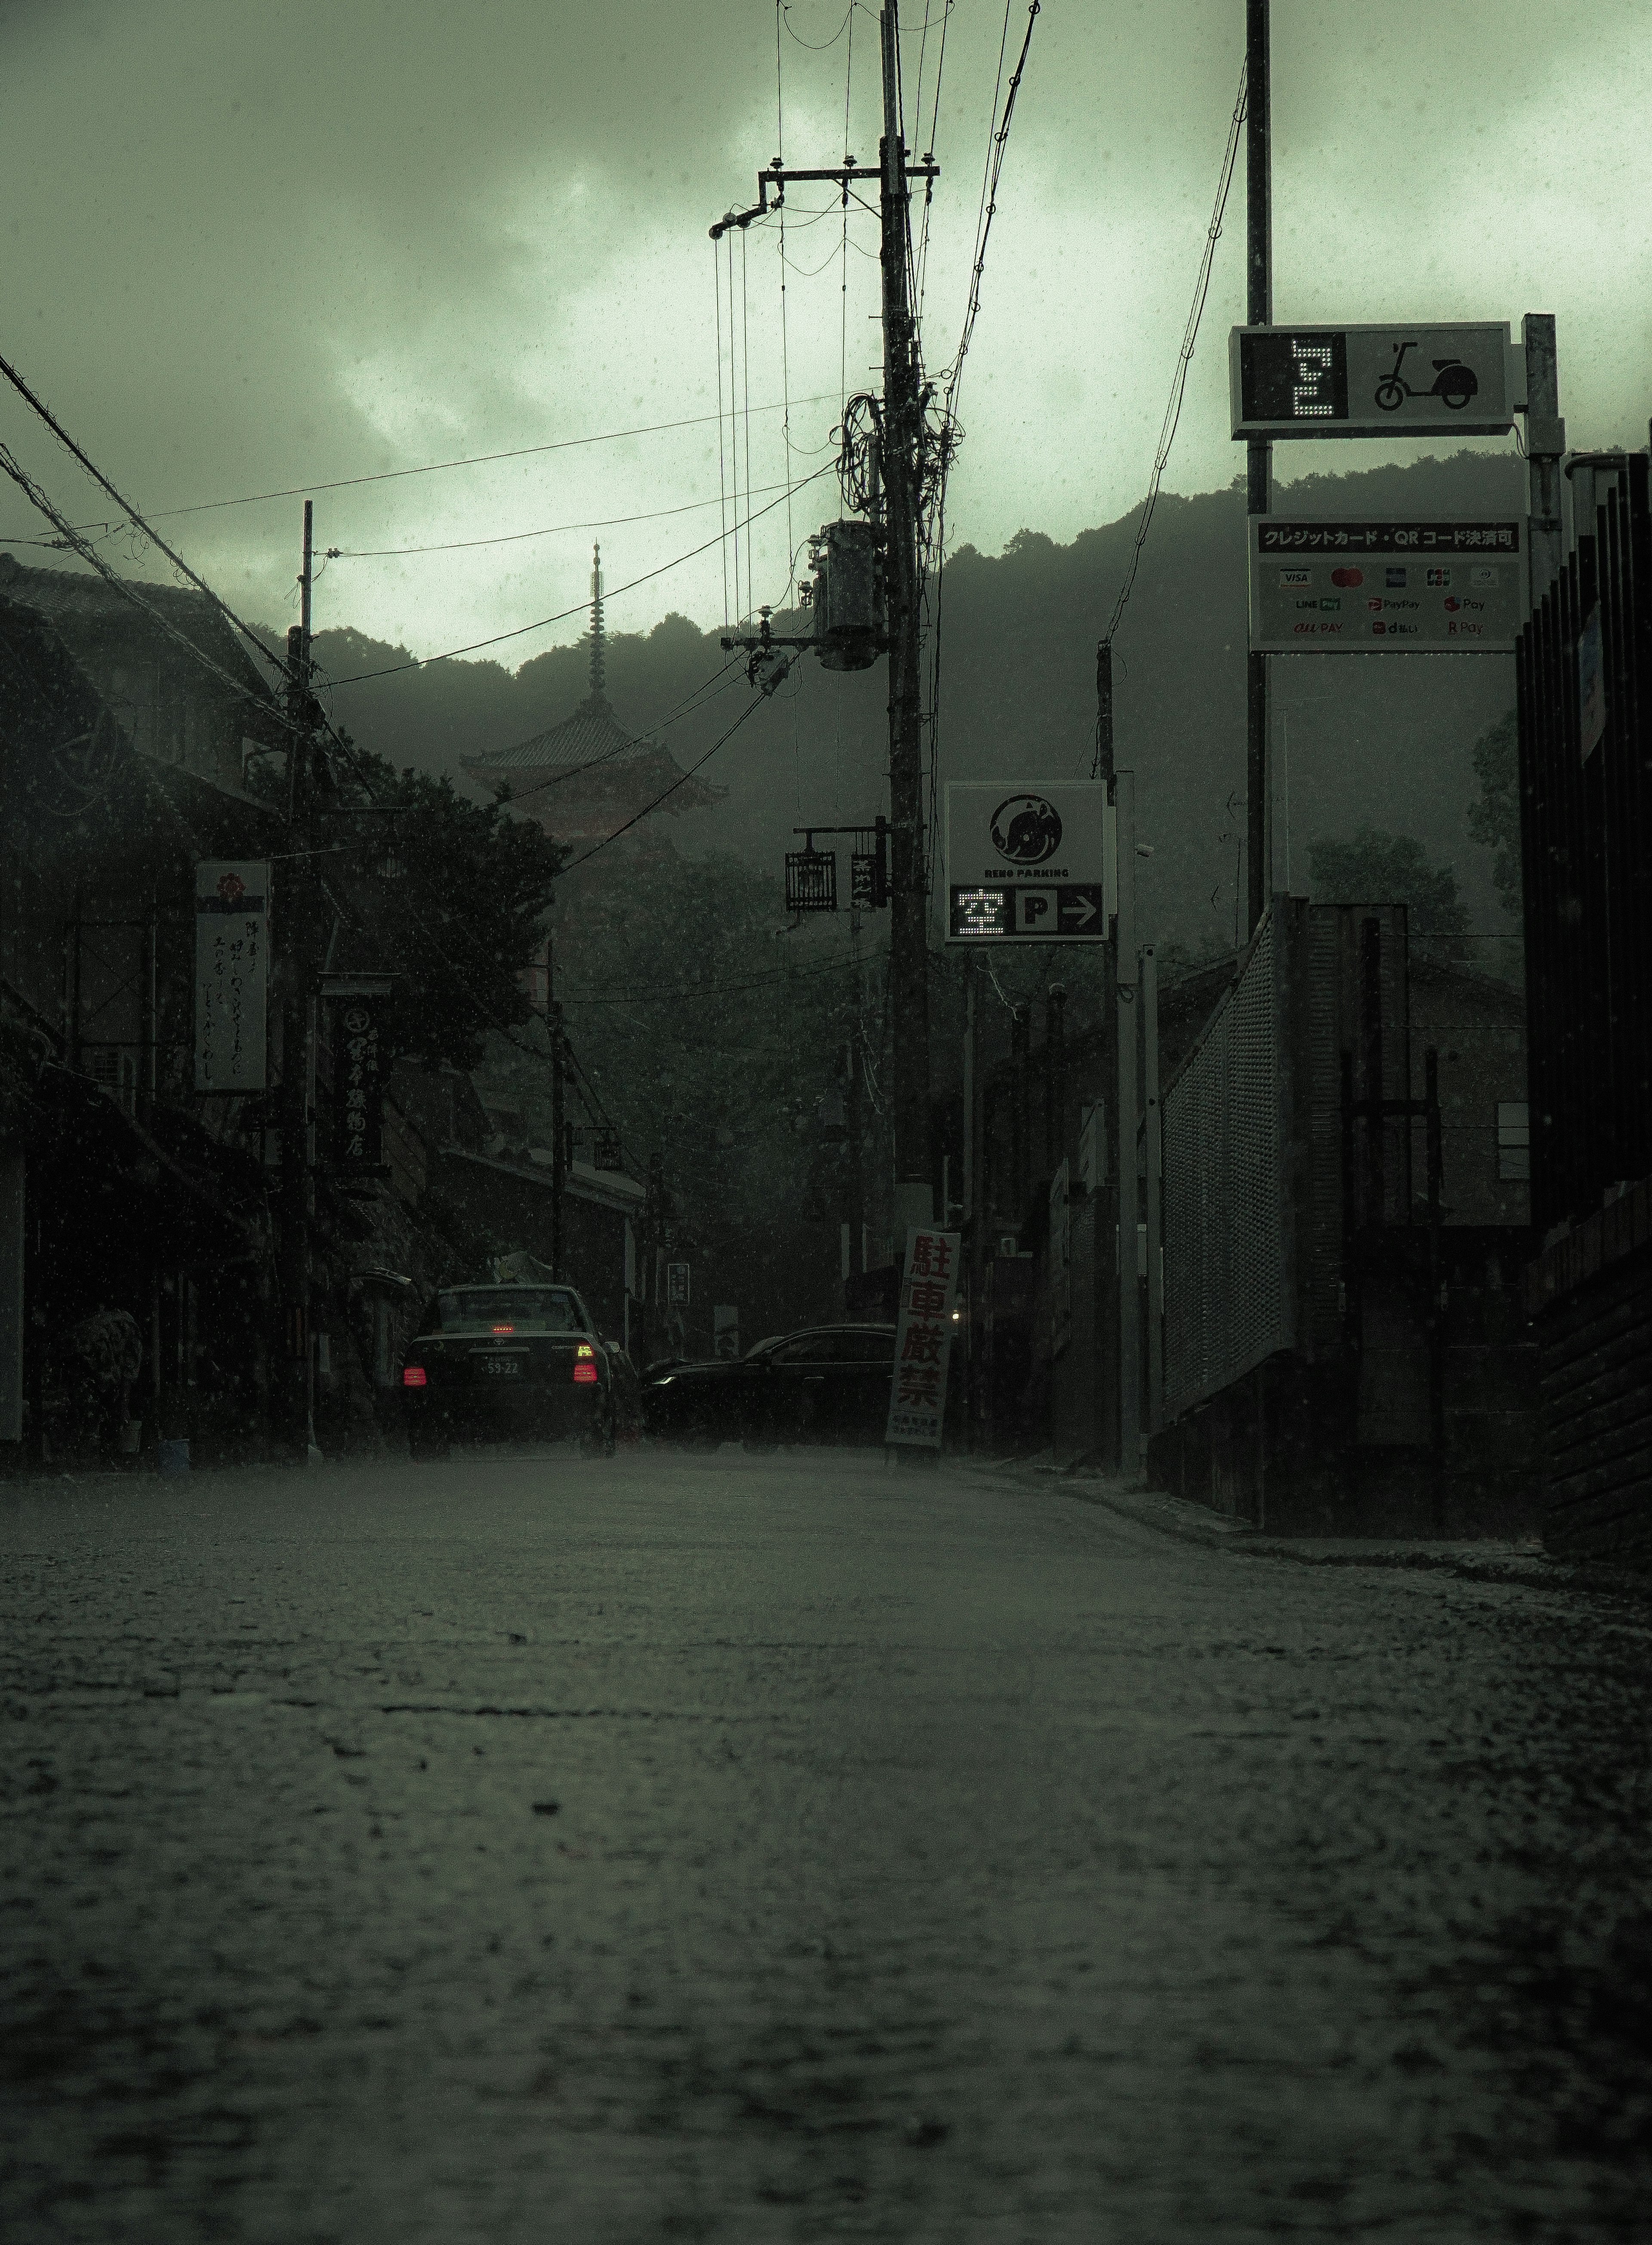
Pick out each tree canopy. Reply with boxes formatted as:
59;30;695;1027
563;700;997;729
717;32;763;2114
333;745;565;1073
1306;825;1470;935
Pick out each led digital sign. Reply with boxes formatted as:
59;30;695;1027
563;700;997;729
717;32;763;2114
1230;323;1515;441
1238;331;1349;425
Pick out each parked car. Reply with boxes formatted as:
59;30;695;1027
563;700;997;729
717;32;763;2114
641;1323;897;1448
400;1283;617;1458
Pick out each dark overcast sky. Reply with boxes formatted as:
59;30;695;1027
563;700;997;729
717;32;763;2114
2;0;1646;660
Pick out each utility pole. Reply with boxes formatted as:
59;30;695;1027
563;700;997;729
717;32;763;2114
1522;313;1565;604
844;1036;865;1301
277;499;318;1462
549;947;565;1283
878;0;934;1237
709;4;935;1240
1142;943;1163;1437
1115;771;1140;1477
1245;0;1272;939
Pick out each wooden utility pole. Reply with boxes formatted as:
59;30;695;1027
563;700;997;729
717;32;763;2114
1245;0;1272;938
878;0;934;1236
549;963;566;1283
1142;942;1163;1437
277;499;318;1461
1522;313;1565;604
1115;770;1140;1475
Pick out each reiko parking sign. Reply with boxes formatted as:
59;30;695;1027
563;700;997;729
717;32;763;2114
944;782;1114;944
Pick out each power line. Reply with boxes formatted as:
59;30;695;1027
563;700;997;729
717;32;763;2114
22;395;844;530
937;1;1039;426
501;661;745;802
328;462;838;685
330;479;798;561
0;347;295;691
554;687;777;876
0;438;302;735
1097;59;1247;665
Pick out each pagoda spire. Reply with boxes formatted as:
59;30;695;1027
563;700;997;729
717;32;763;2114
588;541;606;701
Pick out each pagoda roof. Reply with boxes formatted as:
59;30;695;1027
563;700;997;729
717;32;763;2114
459;544;725;825
462;687;643;779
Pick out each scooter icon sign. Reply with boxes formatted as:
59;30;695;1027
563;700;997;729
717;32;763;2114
1231;321;1514;441
1375;340;1479;414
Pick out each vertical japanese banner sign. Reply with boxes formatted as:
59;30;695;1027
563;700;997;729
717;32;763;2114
194;862;268;1092
332;1000;386;1170
885;1226;963;1449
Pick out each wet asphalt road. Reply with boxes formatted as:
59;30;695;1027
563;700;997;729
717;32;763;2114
3;1445;1650;2244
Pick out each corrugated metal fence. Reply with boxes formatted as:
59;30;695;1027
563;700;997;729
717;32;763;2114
1162;913;1293;1419
1516;451;1652;1234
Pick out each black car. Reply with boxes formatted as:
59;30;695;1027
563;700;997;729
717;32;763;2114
400;1283;618;1458
641;1323;897;1448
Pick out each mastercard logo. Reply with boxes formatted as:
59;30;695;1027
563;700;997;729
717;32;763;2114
1330;567;1365;589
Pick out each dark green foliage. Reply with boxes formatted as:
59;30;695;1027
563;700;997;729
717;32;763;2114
336;746;565;1073
1467;708;1520;917
313;453;1526;954
1306;825;1470;935
476;848;871;1337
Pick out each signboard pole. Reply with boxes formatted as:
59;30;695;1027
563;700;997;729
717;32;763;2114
884;1226;962;1450
1143;944;1164;1438
548;943;565;1283
1245;0;1272;941
1523;313;1566;605
1114;770;1140;1477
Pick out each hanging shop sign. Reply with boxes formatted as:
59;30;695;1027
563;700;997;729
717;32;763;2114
194;861;268;1093
1229;323;1516;441
330;996;387;1172
667;1261;691;1307
884;1226;962;1449
1248;520;1525;652
944;782;1115;944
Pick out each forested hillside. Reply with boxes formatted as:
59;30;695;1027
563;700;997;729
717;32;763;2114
314;447;1525;952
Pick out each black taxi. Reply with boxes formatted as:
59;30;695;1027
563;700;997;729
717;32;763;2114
400;1283;616;1457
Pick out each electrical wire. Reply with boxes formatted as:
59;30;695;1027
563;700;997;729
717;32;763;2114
24;396;844;530
727;232;742;627
0;355;635;1154
783;1;851;50
1093;55;1247;775
331;479;798;561
503;660;746;802
777;1;796;615
554;687;773;876
741;228;755;620
714;243;731;630
937;1;1039;428
328;462;837;684
0;438;301;734
0;348;295;694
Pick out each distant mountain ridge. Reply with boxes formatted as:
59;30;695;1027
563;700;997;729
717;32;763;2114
314;449;1525;947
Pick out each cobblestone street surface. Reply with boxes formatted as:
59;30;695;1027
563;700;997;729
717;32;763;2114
3;1448;1650;2242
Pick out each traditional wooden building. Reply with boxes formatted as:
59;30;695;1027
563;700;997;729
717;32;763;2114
459;546;724;855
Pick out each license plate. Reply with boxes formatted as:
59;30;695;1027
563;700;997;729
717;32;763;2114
481;1357;524;1379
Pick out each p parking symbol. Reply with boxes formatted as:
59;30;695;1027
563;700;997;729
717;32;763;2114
1017;891;1051;931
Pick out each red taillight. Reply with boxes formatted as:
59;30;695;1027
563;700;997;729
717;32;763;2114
572;1363;598;1385
491;1324;515;1334
402;1365;428;1388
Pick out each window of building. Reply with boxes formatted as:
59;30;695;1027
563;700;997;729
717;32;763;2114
1497;1101;1530;1181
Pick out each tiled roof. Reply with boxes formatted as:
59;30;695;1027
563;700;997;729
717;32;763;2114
462;692;638;776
